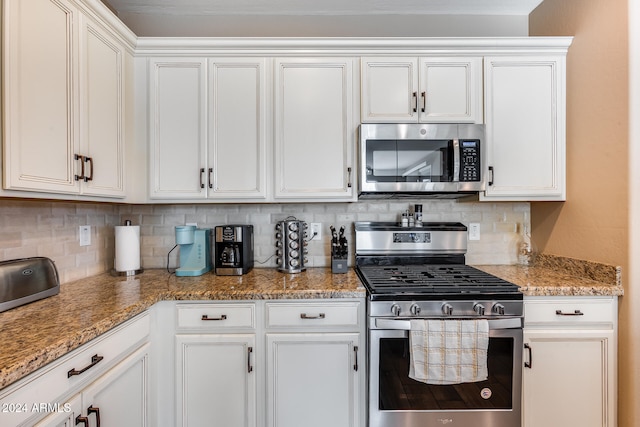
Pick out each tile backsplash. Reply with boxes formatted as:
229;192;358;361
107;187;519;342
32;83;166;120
0;199;530;284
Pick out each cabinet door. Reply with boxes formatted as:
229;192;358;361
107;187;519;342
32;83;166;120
208;59;268;199
33;394;82;427
149;58;207;199
266;333;361;427
176;334;256;427
361;57;419;122
3;0;81;194
482;56;566;200
523;330;615;427
79;16;125;197
81;344;150;427
274;58;356;200
419;57;483;123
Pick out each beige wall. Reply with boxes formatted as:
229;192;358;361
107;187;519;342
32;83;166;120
117;13;529;37
529;1;634;425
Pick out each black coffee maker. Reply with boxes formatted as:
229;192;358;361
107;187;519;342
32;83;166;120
214;225;254;275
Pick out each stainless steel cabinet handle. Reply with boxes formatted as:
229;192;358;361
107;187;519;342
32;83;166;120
347;167;352;188
208;168;213;189
201;314;227;321
524;343;532;368
412;91;418;113
555;309;584;316
421;91;426;112
300;313;325;319
353;346;359;371
88;405;100;427
199;168;205;189
74;154;85;181
84;157;93;182
68;354;104;377
488;166;494;186
75;415;89;426
247;346;253;373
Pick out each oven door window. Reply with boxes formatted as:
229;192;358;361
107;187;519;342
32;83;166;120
378;336;513;410
365;139;454;183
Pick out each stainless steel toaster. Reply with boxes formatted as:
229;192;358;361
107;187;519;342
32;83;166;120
0;257;60;313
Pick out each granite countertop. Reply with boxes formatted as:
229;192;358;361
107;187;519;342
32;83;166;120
0;257;623;391
476;254;624;297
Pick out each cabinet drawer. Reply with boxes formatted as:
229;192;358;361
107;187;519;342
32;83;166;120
0;312;150;426
524;297;616;327
265;301;360;328
176;303;255;330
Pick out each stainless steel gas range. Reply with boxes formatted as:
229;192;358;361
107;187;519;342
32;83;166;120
354;221;523;427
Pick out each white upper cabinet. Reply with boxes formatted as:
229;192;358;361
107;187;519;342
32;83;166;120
274;58;356;200
148;58;209;199
361;57;483;123
3;0;126;198
482;55;566;201
148;58;268;200
80;16;126;197
208;59;268;199
4;0;80;194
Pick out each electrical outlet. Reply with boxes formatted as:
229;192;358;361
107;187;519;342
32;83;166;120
468;223;480;241
79;225;91;246
310;223;322;241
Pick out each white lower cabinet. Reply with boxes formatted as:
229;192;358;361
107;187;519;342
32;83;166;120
35;343;149;427
172;300;365;427
0;313;150;427
522;297;617;427
264;301;364;427
176;334;257;427
265;333;360;427
174;302;257;427
79;344;150;427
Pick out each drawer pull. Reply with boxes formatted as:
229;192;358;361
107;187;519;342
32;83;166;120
88;405;101;427
202;314;227;321
555;309;584;316
300;313;325;319
68;354;104;378
75;415;89;426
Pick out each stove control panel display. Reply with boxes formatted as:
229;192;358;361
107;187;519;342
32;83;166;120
393;232;431;243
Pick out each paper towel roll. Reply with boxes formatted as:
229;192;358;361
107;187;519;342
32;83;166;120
115;225;141;272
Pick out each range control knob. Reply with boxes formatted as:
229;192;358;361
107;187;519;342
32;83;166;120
492;303;506;315
442;303;453;316
409;303;421;316
473;303;486;316
390;304;401;316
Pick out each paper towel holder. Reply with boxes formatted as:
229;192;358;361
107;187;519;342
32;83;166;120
110;220;144;277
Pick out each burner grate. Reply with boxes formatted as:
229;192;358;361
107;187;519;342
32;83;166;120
357;264;520;296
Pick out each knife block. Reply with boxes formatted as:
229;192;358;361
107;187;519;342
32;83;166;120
331;257;348;274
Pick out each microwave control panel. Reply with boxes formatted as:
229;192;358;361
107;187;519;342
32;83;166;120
459;140;481;182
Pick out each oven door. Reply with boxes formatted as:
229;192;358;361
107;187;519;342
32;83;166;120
369;318;522;427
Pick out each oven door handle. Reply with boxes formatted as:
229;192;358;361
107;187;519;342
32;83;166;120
374;317;523;330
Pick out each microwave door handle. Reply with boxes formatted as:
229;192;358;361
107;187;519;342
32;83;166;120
453;139;460;182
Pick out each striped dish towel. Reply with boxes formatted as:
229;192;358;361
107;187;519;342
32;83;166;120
409;319;489;385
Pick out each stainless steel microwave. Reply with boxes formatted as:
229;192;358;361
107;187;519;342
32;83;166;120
358;123;485;199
